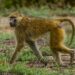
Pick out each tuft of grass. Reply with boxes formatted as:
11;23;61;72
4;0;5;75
18;49;37;62
10;63;59;75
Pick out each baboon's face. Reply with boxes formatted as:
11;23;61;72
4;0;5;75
9;12;23;27
9;16;17;27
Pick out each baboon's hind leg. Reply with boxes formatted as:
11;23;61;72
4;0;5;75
57;45;74;66
51;50;62;67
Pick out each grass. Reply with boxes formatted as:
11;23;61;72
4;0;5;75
0;31;74;75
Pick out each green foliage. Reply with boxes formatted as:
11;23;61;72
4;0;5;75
0;6;75;17
10;63;61;75
0;0;75;9
0;63;10;72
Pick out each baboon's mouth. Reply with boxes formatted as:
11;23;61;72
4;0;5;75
10;22;16;27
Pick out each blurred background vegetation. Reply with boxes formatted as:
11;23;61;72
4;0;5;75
0;0;75;16
0;0;75;9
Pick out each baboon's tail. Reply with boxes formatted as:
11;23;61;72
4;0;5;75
59;18;75;45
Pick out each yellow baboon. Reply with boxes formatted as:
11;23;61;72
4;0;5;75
9;12;75;66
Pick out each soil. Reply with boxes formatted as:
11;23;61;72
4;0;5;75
27;54;75;69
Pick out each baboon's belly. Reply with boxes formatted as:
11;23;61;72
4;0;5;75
25;26;49;39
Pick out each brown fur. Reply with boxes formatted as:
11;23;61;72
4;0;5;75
9;12;75;66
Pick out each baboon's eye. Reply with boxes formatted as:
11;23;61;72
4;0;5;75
10;16;16;21
10;16;16;18
10;16;17;22
9;16;17;27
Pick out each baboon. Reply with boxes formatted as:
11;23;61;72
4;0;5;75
9;12;75;66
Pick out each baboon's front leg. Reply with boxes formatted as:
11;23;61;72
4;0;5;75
10;43;24;64
10;40;24;64
26;39;49;64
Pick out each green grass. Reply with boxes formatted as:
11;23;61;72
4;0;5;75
0;32;74;75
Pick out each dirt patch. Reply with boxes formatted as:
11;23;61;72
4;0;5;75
26;54;75;69
0;39;15;45
0;39;16;46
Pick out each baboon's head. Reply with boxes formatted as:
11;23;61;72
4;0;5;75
9;12;23;27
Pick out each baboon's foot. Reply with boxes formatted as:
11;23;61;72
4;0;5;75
70;50;75;67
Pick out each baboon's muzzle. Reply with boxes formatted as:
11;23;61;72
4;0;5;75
9;18;17;27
